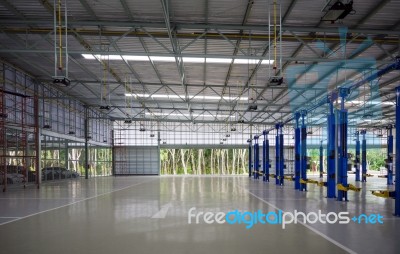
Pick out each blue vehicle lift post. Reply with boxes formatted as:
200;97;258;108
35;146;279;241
386;125;394;185
337;88;349;202
355;131;360;182
275;124;280;185
319;141;324;178
361;130;367;182
263;131;270;182
294;113;301;190
254;135;260;179
278;124;285;186
300;112;307;191
248;139;252;178
327;101;336;198
395;86;400;216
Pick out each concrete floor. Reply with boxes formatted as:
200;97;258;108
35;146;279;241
0;175;399;254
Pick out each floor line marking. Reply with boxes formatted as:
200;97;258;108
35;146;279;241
244;188;358;254
0;217;21;219
0;198;84;200
0;179;156;226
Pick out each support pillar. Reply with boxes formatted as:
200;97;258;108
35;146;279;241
33;82;41;188
84;106;89;180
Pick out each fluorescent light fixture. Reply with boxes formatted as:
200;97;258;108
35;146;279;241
346;100;394;105
145;112;235;118
335;99;394;106
82;54;273;65
125;93;247;101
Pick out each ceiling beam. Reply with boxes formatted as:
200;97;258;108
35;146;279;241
2;19;400;37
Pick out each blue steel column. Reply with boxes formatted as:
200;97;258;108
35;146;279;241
355;131;360;182
337;88;349;202
395;86;400;216
248;139;252;178
254;136;260;179
275;124;280;185
361;130;367;182
386;125;394;185
327;101;336;198
319;141;324;178
300;112;307;191
263;131;270;182
294;113;301;189
279;124;285;186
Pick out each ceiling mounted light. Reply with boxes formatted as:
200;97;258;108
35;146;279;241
100;105;111;110
268;76;283;86
321;0;354;23
53;77;70;86
247;104;258;111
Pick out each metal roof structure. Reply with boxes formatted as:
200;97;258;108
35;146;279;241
0;0;399;128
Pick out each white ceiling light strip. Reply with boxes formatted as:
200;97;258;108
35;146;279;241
82;54;273;65
145;112;235;118
125;93;248;101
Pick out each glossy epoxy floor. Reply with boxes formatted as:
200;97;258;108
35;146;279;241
0;175;399;254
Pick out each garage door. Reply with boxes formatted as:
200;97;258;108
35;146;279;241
114;146;159;175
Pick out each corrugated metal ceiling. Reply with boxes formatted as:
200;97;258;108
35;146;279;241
0;0;398;127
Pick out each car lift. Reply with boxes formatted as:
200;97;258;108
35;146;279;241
354;131;361;182
275;123;285;185
248;139;252;178
319;141;324;178
253;135;260;180
294;113;301;190
395;86;400;216
386;125;394;185
262;131;270;182
248;57;400;203
300;111;307;191
373;88;400;217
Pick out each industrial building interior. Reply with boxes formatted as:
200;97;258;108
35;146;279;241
0;0;400;253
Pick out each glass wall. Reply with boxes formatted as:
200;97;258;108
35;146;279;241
41;136;112;181
160;148;248;175
0;61;112;188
